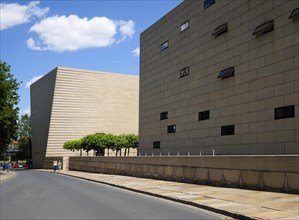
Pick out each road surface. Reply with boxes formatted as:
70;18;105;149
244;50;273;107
1;170;223;219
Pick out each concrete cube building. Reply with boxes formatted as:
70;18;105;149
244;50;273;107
139;0;299;155
31;67;139;168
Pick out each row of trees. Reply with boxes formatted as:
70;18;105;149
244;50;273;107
63;133;138;156
0;61;20;155
1;61;32;161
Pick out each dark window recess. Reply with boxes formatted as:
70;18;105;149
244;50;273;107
198;110;210;121
160;111;168;120
252;20;274;36
167;125;176;133
180;21;189;32
161;41;169;51
289;7;299;20
221;125;235;136
212;23;228;37
275;105;295;120
180;67;189;78
153;141;160;149
204;0;215;9
217;67;234;79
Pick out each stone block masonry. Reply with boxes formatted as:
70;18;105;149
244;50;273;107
69;156;299;194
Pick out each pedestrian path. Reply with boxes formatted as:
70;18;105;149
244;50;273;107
0;171;15;183
39;169;298;220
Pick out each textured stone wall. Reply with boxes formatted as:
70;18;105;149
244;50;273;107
139;0;299;155
69;156;299;193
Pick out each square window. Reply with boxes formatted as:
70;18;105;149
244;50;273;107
153;141;160;149
180;67;189;78
161;41;169;51
167;125;176;133
217;67;234;79
275;105;295;120
252;20;274;36
221;125;235;136
181;21;189;32
160;111;168;120
212;23;228;37
199;110;210;121
204;0;215;9
289;7;299;20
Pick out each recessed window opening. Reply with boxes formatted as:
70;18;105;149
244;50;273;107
160;111;168;120
180;67;189;78
180;21;189;32
289;7;299;21
204;0;215;9
252;20;274;36
212;23;228;37
161;41;169;51
275;105;295;120
217;67;234;79
198;110;210;121
153;141;160;149
167;125;176;133
221;125;235;136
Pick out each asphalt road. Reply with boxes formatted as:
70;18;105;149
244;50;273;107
1;170;222;220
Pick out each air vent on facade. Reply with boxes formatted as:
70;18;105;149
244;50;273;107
180;21;189;32
204;0;215;9
180;67;189;78
160;111;168;120
161;41;169;51
212;23;228;37
221;125;235;136
275;105;295;120
167;125;176;133
289;7;299;20
198;110;210;121
153;141;160;149
217;67;234;79
252;20;274;36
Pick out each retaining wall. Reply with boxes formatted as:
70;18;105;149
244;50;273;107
69;156;299;193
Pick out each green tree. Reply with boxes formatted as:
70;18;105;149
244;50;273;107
114;134;128;156
0;61;20;155
17;114;32;161
63;139;82;152
124;134;138;156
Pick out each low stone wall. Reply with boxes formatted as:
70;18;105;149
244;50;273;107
69;156;299;193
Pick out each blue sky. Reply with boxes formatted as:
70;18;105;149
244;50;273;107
0;0;182;116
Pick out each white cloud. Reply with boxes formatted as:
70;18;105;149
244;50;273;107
0;1;49;30
27;15;135;52
117;20;135;43
25;75;44;88
132;47;140;57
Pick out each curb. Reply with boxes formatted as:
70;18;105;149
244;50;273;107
54;171;255;220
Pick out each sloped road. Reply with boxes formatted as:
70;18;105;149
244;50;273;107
0;170;222;219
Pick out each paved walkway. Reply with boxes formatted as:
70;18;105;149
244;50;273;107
0;171;15;183
37;169;299;220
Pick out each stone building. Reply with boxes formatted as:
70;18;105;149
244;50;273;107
31;67;139;168
139;0;299;155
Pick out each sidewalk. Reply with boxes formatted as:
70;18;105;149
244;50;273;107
39;169;298;220
0;171;15;183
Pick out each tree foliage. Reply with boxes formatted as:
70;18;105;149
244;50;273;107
63;133;138;156
0;61;20;154
17;114;32;161
63;139;82;152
